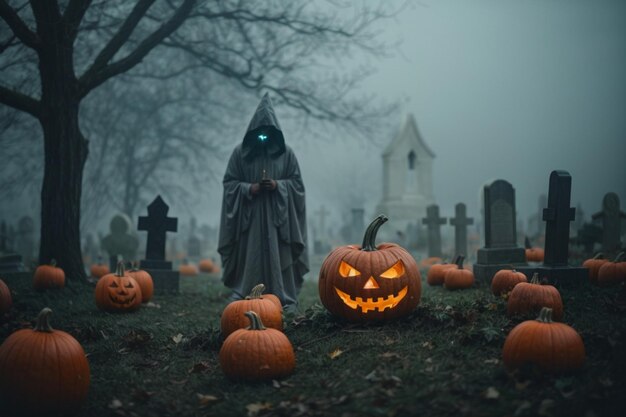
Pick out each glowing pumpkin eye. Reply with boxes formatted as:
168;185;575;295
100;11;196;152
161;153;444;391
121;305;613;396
379;261;405;279
339;261;360;278
110;282;119;288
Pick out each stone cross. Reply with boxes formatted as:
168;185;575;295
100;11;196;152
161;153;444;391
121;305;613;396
138;195;178;262
592;192;626;255
450;203;474;257
484;180;518;248
422;204;446;257
542;171;576;266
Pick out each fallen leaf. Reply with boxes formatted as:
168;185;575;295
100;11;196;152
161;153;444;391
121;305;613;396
172;333;183;344
188;361;210;374
171;378;188;385
246;402;272;416
484;358;500;365
487;302;499;310
196;393;219;407
538;398;555;416
515;401;532;416
145;301;161;308
108;398;123;409
484;386;500;400
421;341;434;349
328;348;343;359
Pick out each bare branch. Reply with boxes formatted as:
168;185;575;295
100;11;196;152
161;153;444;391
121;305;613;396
0;84;40;118
0;0;39;49
62;0;94;41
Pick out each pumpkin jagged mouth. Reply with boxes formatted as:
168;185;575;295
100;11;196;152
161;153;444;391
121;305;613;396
334;286;408;313
109;294;136;305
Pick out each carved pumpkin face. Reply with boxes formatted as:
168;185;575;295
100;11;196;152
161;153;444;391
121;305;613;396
319;215;421;321
95;262;142;312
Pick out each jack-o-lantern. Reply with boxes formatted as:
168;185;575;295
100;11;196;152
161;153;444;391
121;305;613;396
95;261;142;312
318;215;421;322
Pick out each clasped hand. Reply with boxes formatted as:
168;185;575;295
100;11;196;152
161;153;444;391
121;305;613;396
251;179;277;195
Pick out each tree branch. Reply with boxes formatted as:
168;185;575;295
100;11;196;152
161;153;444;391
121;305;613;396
0;84;40;118
62;0;94;41
79;0;196;97
0;0;39;49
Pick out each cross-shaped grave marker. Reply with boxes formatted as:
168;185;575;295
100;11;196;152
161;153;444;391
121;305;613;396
422;204;447;257
450;203;474;258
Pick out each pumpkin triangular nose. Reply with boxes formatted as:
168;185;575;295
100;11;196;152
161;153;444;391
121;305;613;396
363;276;379;289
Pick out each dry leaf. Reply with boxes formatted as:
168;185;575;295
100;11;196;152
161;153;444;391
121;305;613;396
328;348;344;359
188;361;210;374
246;402;272;416
538;398;555;416
484;386;500;400
171;378;188;385
483;358;500;365
145;302;161;308
196;393;219;407
172;333;183;344
421;341;434;349
108;398;123;409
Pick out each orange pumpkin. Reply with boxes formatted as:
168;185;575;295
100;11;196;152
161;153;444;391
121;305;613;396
33;259;65;290
597;252;626;286
318;215;421;322
89;257;110;279
583;253;608;284
179;259;198;276
220;311;295;381
0;308;90;415
0;278;12;315
128;263;154;303
507;273;563;320
198;258;215;273
524;237;545;262
443;255;475;290
491;269;527;297
502;307;585;373
95;261;142;312
420;256;443;270
426;256;459;286
221;284;283;338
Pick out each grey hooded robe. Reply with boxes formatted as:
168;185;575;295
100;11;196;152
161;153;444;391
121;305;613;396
218;94;309;307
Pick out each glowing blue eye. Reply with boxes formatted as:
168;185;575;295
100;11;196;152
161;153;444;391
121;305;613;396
258;134;268;142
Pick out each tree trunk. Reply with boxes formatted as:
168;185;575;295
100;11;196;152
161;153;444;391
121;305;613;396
36;14;88;282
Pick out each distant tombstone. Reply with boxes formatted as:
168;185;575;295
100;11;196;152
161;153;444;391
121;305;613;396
101;214;139;271
592;193;626;256
519;171;588;286
576;223;602;254
187;218;201;260
473;180;526;283
83;233;99;265
15;216;35;268
350;208;365;243
313;205;331;254
0;220;25;272
422;204;446;257
138;195;179;293
450;203;474;258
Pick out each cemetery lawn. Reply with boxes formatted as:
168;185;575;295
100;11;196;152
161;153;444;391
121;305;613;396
1;273;625;417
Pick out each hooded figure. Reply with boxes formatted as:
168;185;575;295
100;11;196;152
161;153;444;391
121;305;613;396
218;93;308;311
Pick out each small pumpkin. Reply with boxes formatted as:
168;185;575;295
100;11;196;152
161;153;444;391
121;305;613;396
220;311;295;381
583;253;608;283
507;273;563;320
491;268;527;297
221;284;283;338
420;256;443;270
179;259;198;276
33;259;65;290
90;256;110;279
597;252;626;286
426;256;459;286
198;258;215;273
0;308;90;415
0;278;12;315
524;237;545;262
128;262;154;303
95;261;142;312
502;307;585;373
318;215;421;322
443;255;475;290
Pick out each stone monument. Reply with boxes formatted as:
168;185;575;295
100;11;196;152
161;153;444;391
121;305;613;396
422;204;446;257
138;195;179;293
473;180;527;283
592;192;626;256
450;203;474;258
101;214;139;271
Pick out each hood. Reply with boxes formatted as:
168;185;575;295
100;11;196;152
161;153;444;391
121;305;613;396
242;93;286;160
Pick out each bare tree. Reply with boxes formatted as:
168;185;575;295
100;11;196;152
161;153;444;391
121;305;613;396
0;0;397;281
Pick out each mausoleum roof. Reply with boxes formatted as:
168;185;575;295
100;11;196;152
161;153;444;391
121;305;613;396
382;114;435;158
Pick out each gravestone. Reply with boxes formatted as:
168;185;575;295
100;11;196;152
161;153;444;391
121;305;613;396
473;180;526;283
15;216;35;268
138;195;179;293
592;192;626;256
313;205;331;254
101;214;139;271
422;204;446;257
519;171;588;286
187;218;201;260
450;203;474;258
0;220;25;272
350;208;365;244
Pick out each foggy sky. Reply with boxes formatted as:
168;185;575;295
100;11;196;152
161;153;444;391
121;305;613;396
278;0;626;233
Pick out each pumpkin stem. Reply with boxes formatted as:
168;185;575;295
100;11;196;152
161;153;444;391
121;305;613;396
50;258;57;267
34;307;54;333
613;251;625;263
455;255;465;269
524;237;532;249
536;307;553;323
246;284;266;299
115;260;126;277
244;311;266;330
361;214;388;252
530;272;540;284
592;252;604;260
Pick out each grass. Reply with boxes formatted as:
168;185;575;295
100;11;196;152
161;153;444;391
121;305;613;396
1;270;625;417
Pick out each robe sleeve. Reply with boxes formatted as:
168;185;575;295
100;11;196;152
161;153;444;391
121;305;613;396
218;146;253;258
